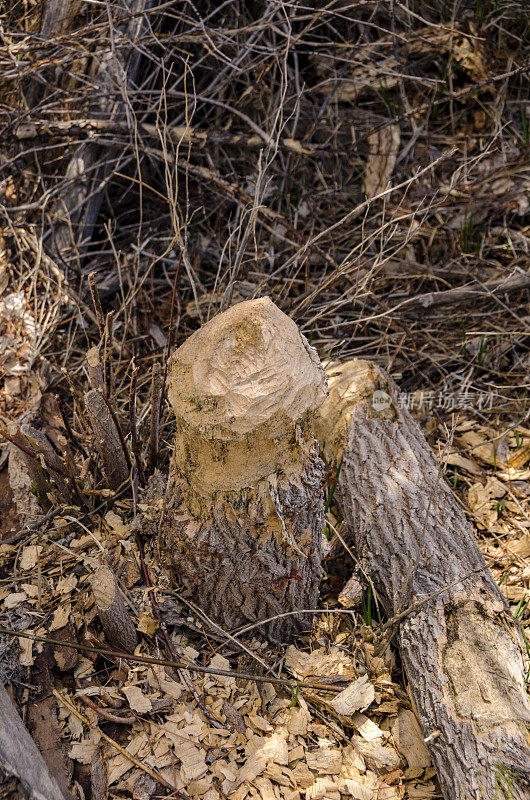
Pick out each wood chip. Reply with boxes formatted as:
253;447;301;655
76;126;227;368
306;745;343;774
122;686;152;714
390;710;431;770
330;675;375;716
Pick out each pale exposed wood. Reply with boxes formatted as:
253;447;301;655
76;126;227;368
392;272;530;315
0;681;73;800
86;347;105;391
161;297;327;640
91;565;138;652
337;574;362;609
14;118;323;156
316;359;530;800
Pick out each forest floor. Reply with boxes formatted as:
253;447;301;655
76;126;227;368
0;1;529;798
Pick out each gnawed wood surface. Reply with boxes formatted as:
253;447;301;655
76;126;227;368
161;297;327;640
316;358;530;800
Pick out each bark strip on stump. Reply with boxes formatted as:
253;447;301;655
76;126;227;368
315;358;530;800
160;297;327;641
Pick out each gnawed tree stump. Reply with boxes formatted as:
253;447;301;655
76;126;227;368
315;359;530;800
160;297;327;641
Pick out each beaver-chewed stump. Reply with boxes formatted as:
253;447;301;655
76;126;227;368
159;297;327;641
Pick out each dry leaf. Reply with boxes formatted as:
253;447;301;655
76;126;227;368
50;603;71;631
104;510;129;535
4;591;27;609
444;452;482;476
468;477;506;528
19;634;34;666
137;610;157;636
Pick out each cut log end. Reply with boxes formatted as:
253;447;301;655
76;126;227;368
161;298;327;640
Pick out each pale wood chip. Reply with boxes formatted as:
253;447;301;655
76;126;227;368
305;776;341;800
341;744;366;777
390;710;431;770
288;744;305;763
122;686;152;714
352;735;401;772
177;738;208;782
285;645;356;680
350;713;385;741
209;653;236;688
286;706;310;736
247;713;273;733
256;775;282;799
306;746;342;775
20;544;41;571
290;761;315;789
330;675;374;716
340;778;372;800
69;741;98;765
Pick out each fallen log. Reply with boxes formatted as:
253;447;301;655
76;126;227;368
160;297;327;641
315;358;530;800
0;681;73;800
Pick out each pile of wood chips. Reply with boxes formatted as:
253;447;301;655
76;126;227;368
0;497;438;800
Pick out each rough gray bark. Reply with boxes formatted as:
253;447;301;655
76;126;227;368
160;298;327;641
85;389;130;490
91;565;138;652
0;682;73;800
316;359;530;800
39;0;79;36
